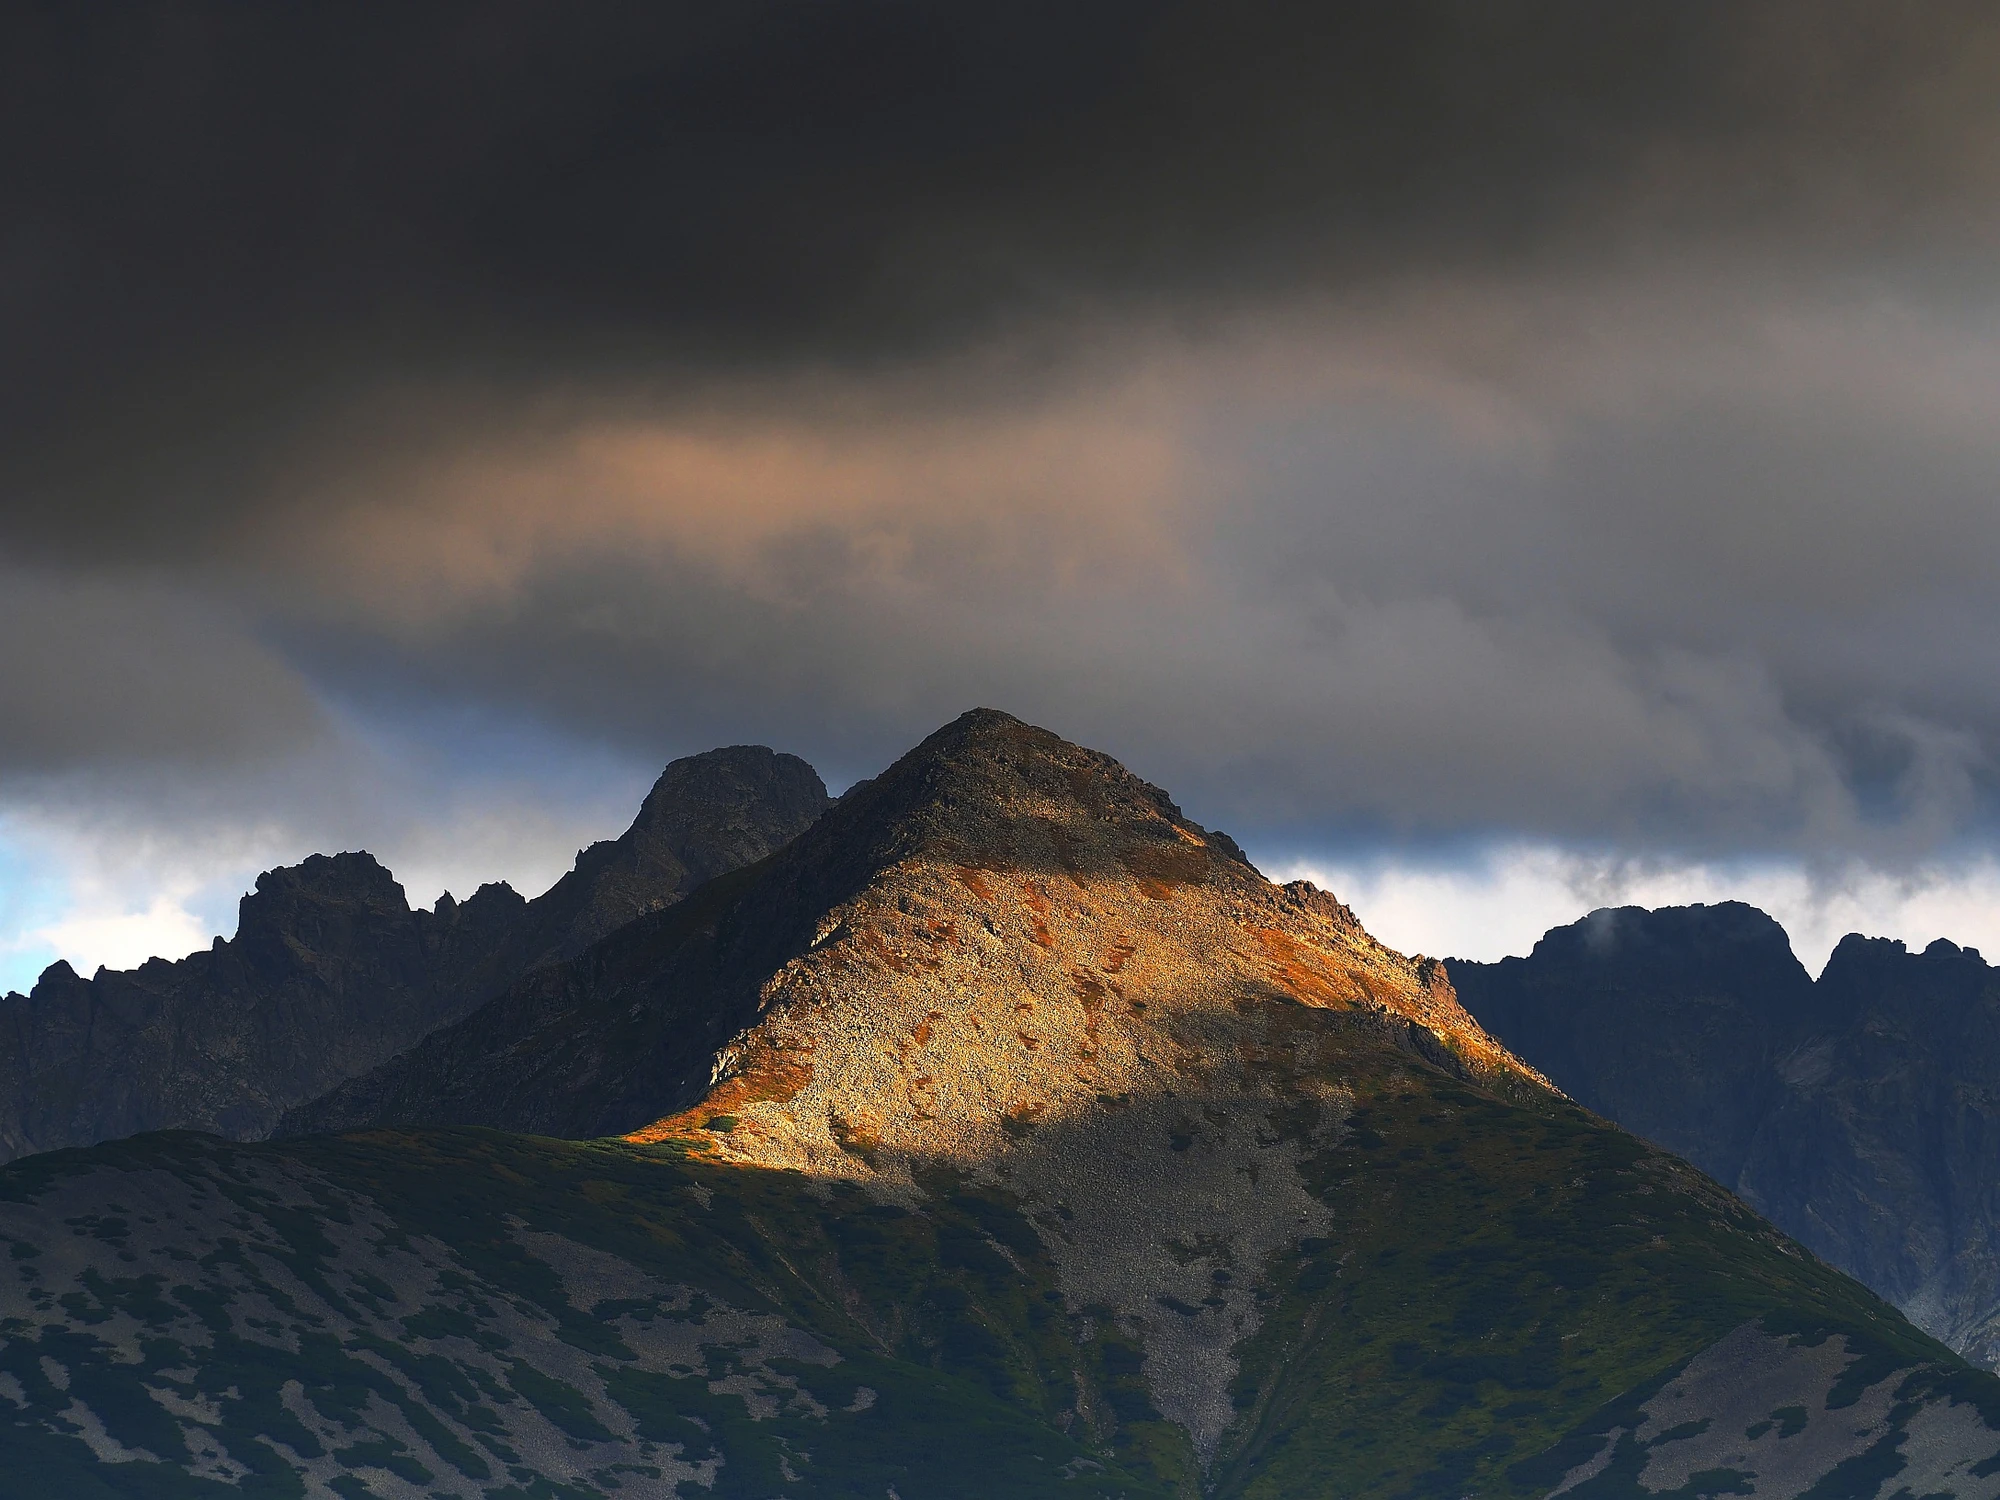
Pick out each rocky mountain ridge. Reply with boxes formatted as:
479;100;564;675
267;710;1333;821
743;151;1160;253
6;714;2000;1496
280;709;1526;1143
1451;902;2000;1370
0;746;829;1163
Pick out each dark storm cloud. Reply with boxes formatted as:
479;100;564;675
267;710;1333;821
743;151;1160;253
8;0;2000;556
5;0;2000;874
0;568;322;772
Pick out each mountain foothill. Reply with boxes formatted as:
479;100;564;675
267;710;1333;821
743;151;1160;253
3;711;2000;1497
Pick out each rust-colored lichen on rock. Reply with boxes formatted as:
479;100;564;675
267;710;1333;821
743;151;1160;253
855;923;911;974
1022;880;1056;947
1252;926;1365;1009
1120;844;1211;901
623;1041;815;1147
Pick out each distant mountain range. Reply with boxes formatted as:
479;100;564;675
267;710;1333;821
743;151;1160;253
1451;903;2000;1372
5;712;2000;1497
0;746;829;1162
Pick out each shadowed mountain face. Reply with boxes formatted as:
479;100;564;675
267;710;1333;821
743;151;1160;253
1451;906;2000;1370
1446;904;1820;1192
9;716;2000;1497
0;746;829;1163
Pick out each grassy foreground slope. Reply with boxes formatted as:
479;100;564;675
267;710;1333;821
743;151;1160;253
4;1049;1998;1499
0;1128;1166;1500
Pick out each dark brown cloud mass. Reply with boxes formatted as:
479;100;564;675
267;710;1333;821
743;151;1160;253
5;0;2000;915
10;0;1998;543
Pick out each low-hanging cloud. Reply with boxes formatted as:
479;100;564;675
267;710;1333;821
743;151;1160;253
185;277;1997;862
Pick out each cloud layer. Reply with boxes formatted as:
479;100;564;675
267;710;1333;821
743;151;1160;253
6;2;2000;977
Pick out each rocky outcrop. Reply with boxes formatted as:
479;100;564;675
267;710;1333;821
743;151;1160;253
0;746;829;1161
281;710;1557;1466
498;742;835;968
1451;905;2000;1369
281;708;1530;1144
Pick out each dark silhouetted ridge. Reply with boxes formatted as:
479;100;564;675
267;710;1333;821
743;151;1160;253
278;707;1488;1143
0;744;829;1162
1452;902;2000;1370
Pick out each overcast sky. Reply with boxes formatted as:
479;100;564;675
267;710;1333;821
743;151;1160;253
7;1;2000;987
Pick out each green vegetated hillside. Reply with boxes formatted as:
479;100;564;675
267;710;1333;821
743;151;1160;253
3;1048;1997;1500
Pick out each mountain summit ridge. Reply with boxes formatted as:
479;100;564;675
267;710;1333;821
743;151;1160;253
0;745;830;1163
284;709;1532;1146
282;708;1552;1464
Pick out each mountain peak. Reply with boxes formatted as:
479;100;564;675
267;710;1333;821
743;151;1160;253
627;744;832;887
1530;899;1797;968
511;743;832;965
806;709;1253;904
27;958;80;995
293;709;1534;1150
623;711;1527;1163
0;742;833;1164
236;850;410;939
283;710;1543;1464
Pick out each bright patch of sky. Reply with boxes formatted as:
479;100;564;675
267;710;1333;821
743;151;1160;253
1269;844;2000;976
7;800;1999;996
0;743;655;997
0;814;251;994
0;823;63;993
